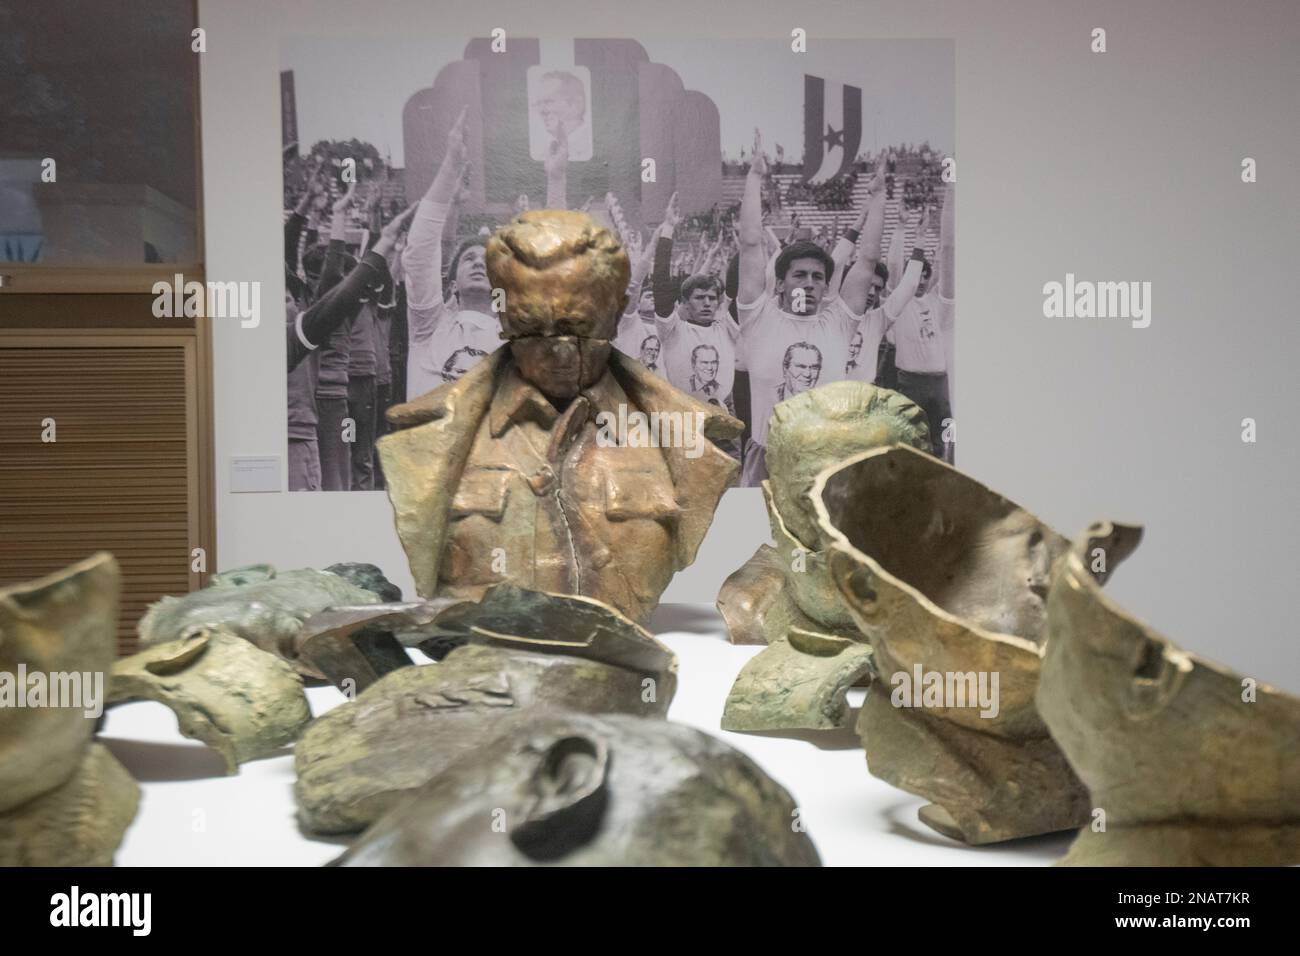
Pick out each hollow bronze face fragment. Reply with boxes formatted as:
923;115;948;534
814;445;1097;844
333;712;822;867
0;554;139;866
109;630;312;775
1038;521;1300;866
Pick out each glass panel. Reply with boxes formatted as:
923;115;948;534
0;0;199;268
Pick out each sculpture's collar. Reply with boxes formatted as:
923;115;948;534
488;364;624;438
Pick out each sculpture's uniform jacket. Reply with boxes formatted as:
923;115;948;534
378;350;742;624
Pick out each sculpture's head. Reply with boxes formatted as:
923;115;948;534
767;381;931;549
487;209;629;401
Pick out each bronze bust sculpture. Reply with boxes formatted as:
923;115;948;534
719;382;931;731
377;210;742;626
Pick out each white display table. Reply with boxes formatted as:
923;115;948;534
104;604;1073;866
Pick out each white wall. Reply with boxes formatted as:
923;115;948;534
201;0;1300;688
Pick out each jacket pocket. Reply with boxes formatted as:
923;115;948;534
451;469;510;521
604;469;680;524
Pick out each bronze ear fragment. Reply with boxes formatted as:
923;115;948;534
511;734;611;861
332;712;821;867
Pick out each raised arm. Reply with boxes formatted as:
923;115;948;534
442;162;471;258
653;193;681;320
829;201;865;296
885;220;905;294
884;248;927;319
688;234;710;276
402;106;467;330
619;228;652;323
613;224;662;343
317;181;357;298
285;165;322;268
839;163;889;313
737;128;769;305
699;232;725;277
938;180;954;300
289;204;415;372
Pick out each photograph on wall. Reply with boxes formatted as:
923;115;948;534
280;36;954;491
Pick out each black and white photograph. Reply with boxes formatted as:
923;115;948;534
280;36;955;490
5;0;1298;902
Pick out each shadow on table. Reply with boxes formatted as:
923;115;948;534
728;710;864;751
649;603;725;637
879;798;1075;860
99;736;229;782
295;821;355;849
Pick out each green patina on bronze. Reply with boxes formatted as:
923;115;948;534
720;382;928;732
813;445;1095;845
0;555;139;866
295;586;677;835
110;631;313;775
334;712;821;867
137;563;397;679
1039;521;1300;866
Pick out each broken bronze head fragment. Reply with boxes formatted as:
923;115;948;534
719;382;929;732
137;562;398;679
109;630;312;774
814;445;1096;844
294;586;678;835
1038;521;1300;866
333;712;822;867
0;554;139;866
378;209;742;627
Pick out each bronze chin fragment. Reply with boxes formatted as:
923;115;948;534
137;563;399;679
814;445;1098;844
332;712;822;867
378;209;742;628
0;555;139;866
720;382;929;732
294;586;677;835
1039;521;1300;866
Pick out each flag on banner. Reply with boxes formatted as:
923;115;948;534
803;74;861;184
280;70;299;158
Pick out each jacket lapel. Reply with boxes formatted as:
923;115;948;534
610;351;743;568
377;350;506;597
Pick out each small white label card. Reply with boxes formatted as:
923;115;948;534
230;455;281;493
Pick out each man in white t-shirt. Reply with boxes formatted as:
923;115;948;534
654;274;738;409
735;129;892;486
611;215;672;382
887;183;955;461
612;285;665;376
402;107;504;400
